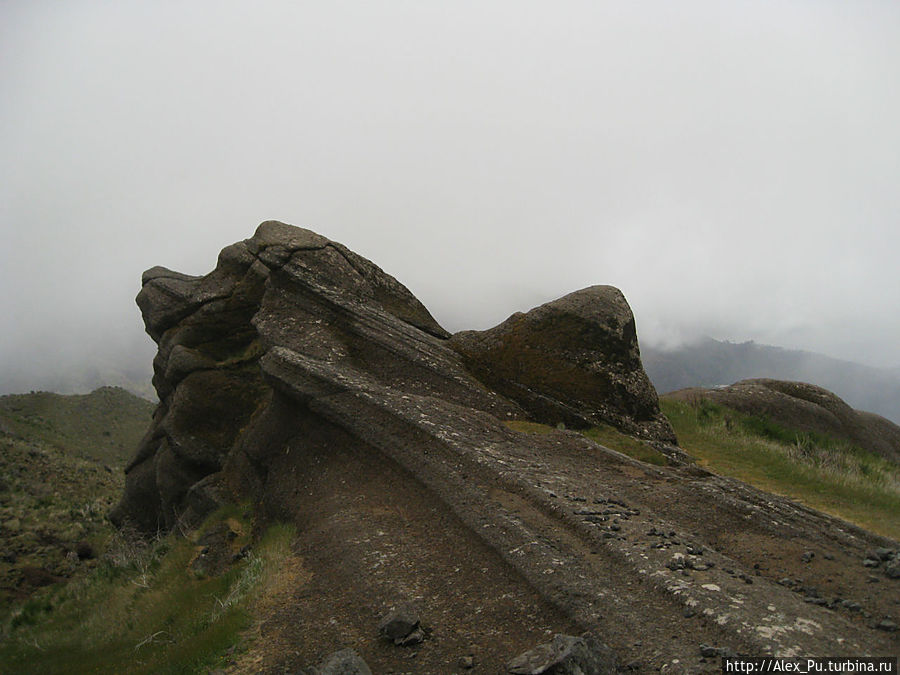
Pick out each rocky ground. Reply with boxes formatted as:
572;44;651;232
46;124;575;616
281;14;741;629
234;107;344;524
110;222;898;673
221;409;898;674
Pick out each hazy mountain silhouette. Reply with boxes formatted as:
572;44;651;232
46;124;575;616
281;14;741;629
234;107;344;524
643;337;900;425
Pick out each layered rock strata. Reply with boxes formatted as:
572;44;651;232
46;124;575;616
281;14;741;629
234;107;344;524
111;222;897;669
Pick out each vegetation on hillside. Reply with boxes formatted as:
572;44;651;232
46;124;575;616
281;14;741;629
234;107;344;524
0;505;294;675
0;388;296;674
0;388;155;607
660;397;900;540
0;387;154;465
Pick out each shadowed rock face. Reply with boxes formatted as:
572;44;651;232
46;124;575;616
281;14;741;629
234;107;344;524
450;286;676;443
667;378;900;463
111;221;669;531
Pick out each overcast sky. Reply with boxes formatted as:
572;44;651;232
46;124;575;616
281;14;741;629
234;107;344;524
2;0;899;394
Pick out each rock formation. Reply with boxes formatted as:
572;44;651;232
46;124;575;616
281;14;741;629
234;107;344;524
450;286;676;442
111;222;898;670
667;378;900;464
110;221;668;532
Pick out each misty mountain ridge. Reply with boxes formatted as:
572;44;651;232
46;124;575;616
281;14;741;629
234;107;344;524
2;334;898;426
0;359;155;401
643;337;900;425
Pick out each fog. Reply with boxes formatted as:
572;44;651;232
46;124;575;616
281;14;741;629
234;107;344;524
2;1;899;396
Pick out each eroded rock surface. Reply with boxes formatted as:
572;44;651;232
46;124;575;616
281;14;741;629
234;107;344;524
113;222;897;671
451;286;676;442
110;220;467;531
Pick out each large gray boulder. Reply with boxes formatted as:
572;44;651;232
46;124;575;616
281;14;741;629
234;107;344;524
450;286;675;442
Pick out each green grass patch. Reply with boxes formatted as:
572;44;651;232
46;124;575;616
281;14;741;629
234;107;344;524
0;387;154;466
0;507;295;675
504;420;557;435
581;424;670;466
660;398;900;540
504;420;670;466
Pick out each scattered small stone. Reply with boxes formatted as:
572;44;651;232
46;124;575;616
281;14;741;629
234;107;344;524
610;524;621;532
883;558;900;579
804;597;828;606
687;546;703;556
875;619;897;632
683;607;696;618
699;644;718;658
304;648;373;675
507;633;617;675
459;655;475;669
378;604;420;643
841;600;862;612
569;496;587;502
823;553;835;561
395;627;425;647
666;558;685;571
867;576;881;584
801;551;815;563
863;558;881;568
874;548;896;561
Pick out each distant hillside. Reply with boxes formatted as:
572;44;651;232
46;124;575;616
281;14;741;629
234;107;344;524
643;338;900;425
0;388;155;611
0;387;154;466
0;364;155;401
665;378;900;465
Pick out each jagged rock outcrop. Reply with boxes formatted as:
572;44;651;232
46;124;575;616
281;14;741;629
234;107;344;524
450;287;676;442
110;221;496;531
667;378;900;463
111;222;898;670
111;221;668;531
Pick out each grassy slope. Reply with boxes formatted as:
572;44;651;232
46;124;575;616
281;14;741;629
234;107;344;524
0;388;156;608
0;506;295;675
0;388;296;674
660;398;900;540
0;387;155;465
